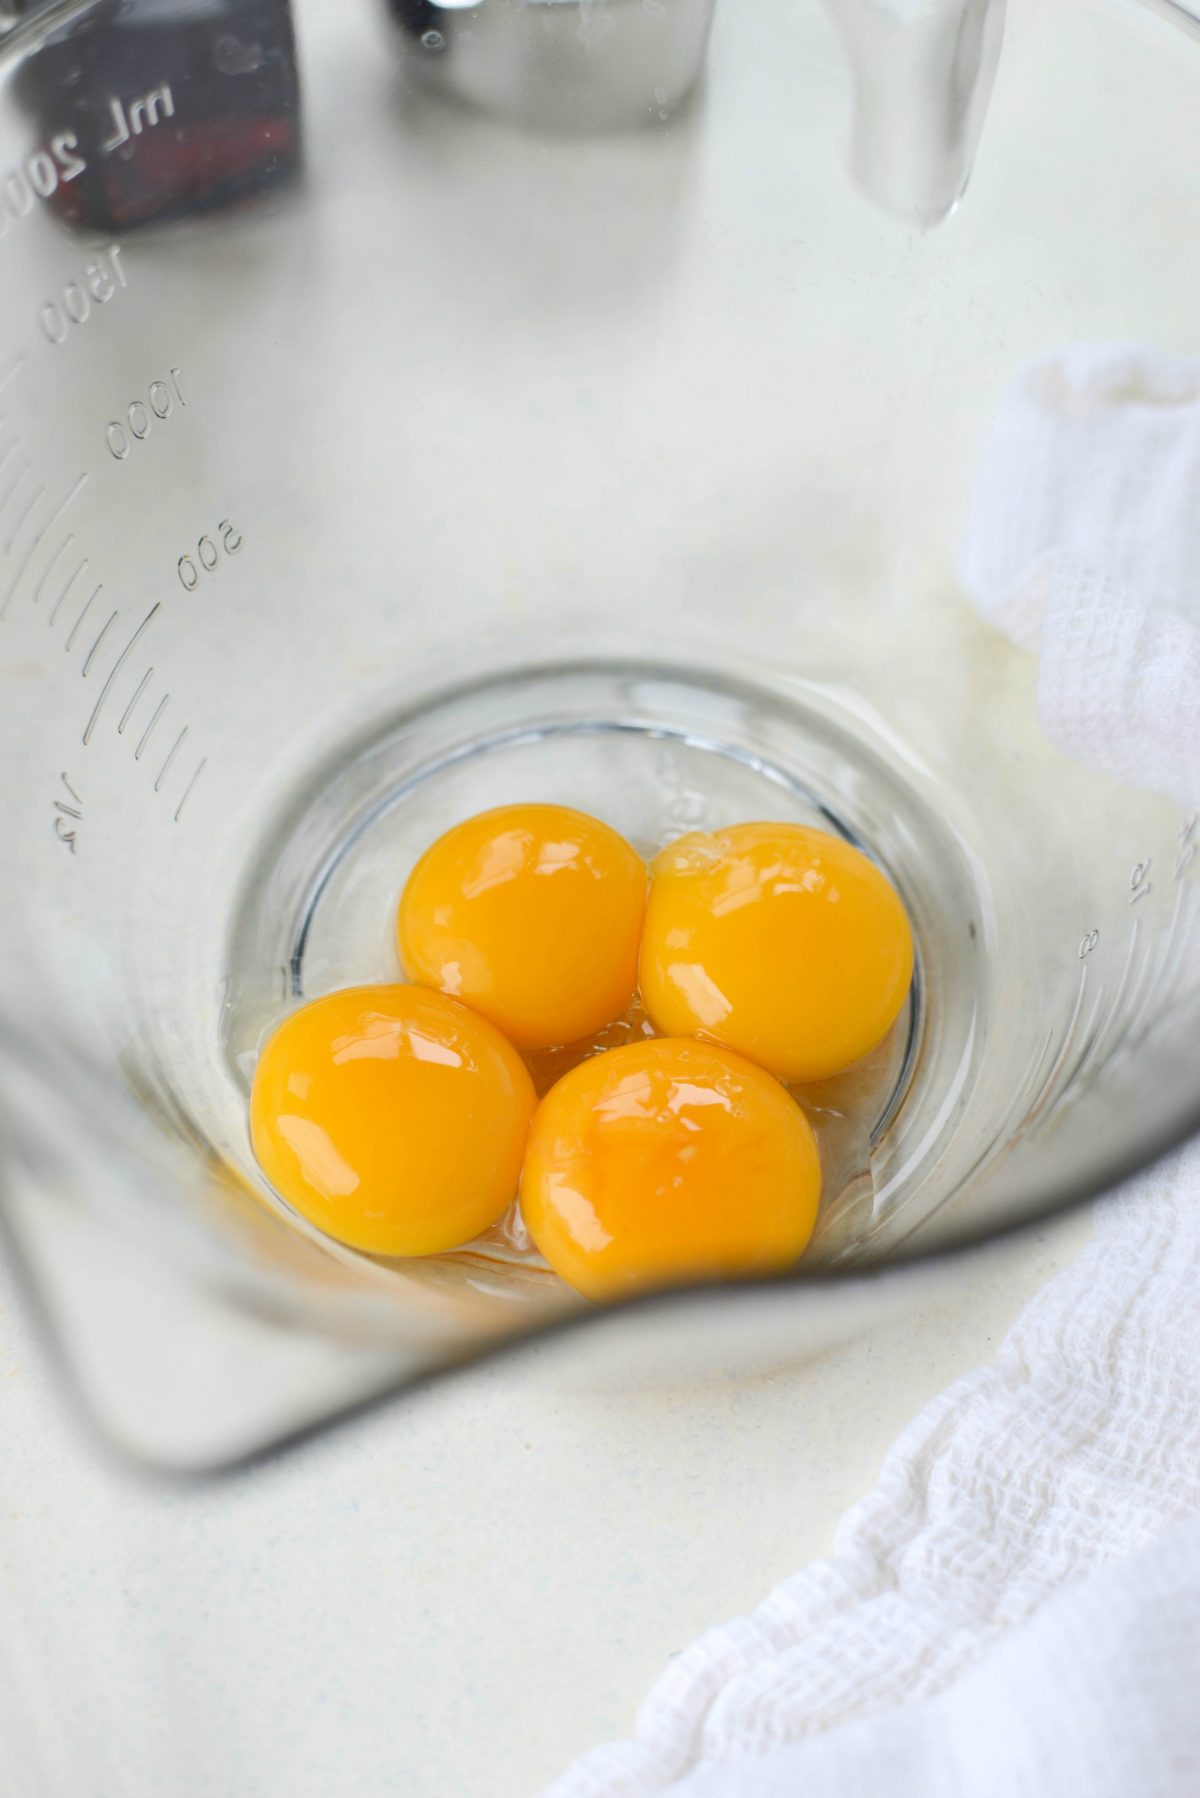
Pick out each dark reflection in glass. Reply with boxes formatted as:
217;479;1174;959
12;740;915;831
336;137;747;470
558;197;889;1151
384;0;442;34
382;0;716;135
12;0;301;231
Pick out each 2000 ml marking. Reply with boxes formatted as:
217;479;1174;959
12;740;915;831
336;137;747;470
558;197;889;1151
101;84;175;155
0;135;87;242
0;83;175;246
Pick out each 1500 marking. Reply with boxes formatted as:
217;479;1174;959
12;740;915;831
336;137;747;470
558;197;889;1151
40;244;126;344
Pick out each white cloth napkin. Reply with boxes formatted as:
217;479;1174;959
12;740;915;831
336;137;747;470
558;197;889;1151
962;343;1200;808
547;346;1200;1798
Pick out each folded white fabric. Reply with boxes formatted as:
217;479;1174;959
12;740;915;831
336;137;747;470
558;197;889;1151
546;346;1200;1798
550;1157;1200;1798
663;1508;1200;1798
962;343;1200;806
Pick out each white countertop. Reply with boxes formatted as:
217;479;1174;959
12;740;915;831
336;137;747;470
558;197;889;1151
2;1203;1090;1798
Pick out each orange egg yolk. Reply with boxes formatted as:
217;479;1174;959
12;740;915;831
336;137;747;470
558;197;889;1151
250;984;535;1256
398;803;645;1050
520;1038;821;1301
638;822;914;1083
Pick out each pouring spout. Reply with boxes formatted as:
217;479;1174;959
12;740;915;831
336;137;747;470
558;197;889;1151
827;0;1007;228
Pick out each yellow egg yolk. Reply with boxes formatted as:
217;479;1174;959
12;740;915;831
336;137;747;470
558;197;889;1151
250;984;535;1256
638;822;914;1083
398;803;645;1050
520;1038;821;1301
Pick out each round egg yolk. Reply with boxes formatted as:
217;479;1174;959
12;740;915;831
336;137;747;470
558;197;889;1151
639;822;914;1083
520;1038;821;1301
250;984;535;1257
398;803;645;1050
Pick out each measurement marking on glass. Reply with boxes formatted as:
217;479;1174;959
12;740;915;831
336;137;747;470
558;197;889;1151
64;582;100;650
102;83;175;155
1;480;45;556
55;773;81;816
1145;882;1199;1035
83;603;160;744
40;246;126;347
1099;915;1140;1031
32;532;75;603
1056;981;1117;1104
0;474;88;615
81;608;119;675
106;367;186;461
49;556;88;625
118;666;154;734
1107;914;1159;1062
1078;917;1140;1070
1121;878;1191;1055
52;772;82;853
1022;1025;1058;1110
0;461;30;519
173;756;208;822
154;726;188;792
1026;964;1089;1127
135;693;169;760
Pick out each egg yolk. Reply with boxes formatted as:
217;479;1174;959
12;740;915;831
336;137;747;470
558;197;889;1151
520;1038;821;1301
639;822;914;1083
398;803;645;1050
250;984;535;1256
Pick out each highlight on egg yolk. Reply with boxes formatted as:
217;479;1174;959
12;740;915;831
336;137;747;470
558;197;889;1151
397;803;646;1050
250;984;535;1257
519;1038;821;1301
638;822;914;1084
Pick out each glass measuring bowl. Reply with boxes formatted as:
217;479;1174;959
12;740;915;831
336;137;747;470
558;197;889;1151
1;0;1198;1469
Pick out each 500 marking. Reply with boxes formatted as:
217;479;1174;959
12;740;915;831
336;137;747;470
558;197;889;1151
106;367;186;459
177;520;243;590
